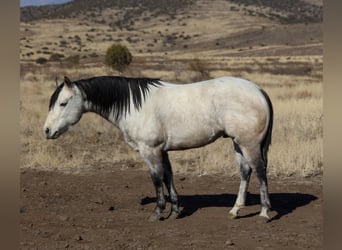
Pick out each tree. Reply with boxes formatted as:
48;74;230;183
105;44;132;72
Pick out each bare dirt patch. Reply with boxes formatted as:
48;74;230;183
20;165;322;249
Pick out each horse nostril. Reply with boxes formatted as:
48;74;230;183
52;131;58;138
45;127;50;135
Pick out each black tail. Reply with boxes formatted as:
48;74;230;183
259;88;273;165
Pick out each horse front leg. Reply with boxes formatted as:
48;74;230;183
140;146;166;221
149;167;166;221
162;151;180;219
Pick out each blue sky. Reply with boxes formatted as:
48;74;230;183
20;0;73;7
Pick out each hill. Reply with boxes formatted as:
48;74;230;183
20;0;322;62
20;0;322;24
20;0;194;22
20;0;323;87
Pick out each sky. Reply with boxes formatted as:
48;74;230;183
20;0;73;7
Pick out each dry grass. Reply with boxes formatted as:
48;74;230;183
268;88;322;177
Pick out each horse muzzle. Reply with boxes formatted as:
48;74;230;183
44;127;59;139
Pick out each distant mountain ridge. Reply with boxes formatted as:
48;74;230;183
20;0;322;24
20;0;193;22
20;0;73;7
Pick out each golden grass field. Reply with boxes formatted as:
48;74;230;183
20;0;322;178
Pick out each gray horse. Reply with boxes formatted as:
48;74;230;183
44;76;273;221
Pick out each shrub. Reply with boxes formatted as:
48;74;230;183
89;52;99;58
189;58;210;80
59;40;68;47
49;53;65;62
35;57;48;65
64;54;80;67
105;44;132;72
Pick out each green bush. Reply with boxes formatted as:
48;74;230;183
105;44;132;72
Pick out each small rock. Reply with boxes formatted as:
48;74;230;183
106;217;114;223
179;177;186;181
92;199;104;205
108;206;116;211
58;215;69;222
225;240;234;246
54;193;61;198
74;235;83;241
54;233;64;241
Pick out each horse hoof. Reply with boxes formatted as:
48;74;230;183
168;211;180;220
258;216;270;223
228;213;238;220
148;213;161;222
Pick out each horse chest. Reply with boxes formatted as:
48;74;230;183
119;117;165;150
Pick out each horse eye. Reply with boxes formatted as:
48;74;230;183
60;101;68;107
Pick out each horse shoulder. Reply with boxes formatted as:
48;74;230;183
118;99;165;150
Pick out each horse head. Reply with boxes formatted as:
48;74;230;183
44;76;84;139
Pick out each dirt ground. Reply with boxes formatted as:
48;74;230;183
20;164;322;250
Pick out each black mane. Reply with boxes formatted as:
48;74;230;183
75;76;162;120
49;83;64;111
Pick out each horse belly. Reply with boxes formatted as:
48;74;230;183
164;123;223;150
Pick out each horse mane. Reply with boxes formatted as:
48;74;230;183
49;83;64;111
75;76;162;120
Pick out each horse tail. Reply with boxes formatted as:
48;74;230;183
259;88;273;166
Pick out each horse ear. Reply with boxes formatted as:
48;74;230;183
64;76;73;88
55;77;59;88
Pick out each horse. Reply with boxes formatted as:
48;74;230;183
44;75;273;222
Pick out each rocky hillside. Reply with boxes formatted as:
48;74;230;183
20;0;323;82
21;0;322;24
20;0;193;22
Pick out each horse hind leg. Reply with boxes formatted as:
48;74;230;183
229;142;252;219
234;144;271;222
255;157;271;222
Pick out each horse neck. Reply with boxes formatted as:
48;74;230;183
83;99;121;125
77;76;161;126
76;82;121;124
